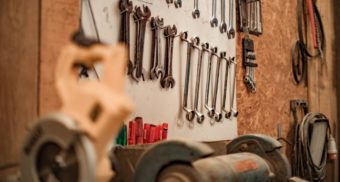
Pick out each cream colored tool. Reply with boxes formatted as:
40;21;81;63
21;42;134;182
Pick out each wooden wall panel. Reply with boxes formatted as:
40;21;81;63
236;0;307;137
39;0;80;115
0;0;39;177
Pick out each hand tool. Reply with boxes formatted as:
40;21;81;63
221;56;230;117
225;57;238;118
150;16;164;80
205;47;218;118
211;52;225;122
219;0;227;33
210;0;218;27
181;32;195;121
227;0;235;38
174;0;182;8
242;38;257;93
133;5;151;81
192;0;200;19
193;42;208;124
21;41;134;182
161;25;177;88
166;0;174;4
119;0;135;79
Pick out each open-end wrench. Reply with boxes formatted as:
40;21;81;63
205;47;218;118
192;0;200;19
166;0;174;4
181;32;196;121
133;6;151;81
174;0;182;8
219;0;227;33
150;16;164;80
193;41;207;124
226;57;238;118
210;0;218;27
221;56;230;117
211;52;224;122
227;0;235;38
161;25;177;89
119;0;137;81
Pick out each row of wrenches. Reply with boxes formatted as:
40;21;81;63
119;1;178;88
193;0;235;37
181;33;238;124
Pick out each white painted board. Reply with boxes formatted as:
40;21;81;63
81;0;237;141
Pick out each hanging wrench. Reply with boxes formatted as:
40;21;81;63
226;57;238;118
227;0;235;38
161;25;177;89
192;0;200;19
210;0;218;27
221;56;230;117
150;16;164;80
181;32;196;121
205;47;218;118
219;0;227;33
119;0;137;81
211;52;224;122
174;0;182;8
193;42;208;124
133;6;151;81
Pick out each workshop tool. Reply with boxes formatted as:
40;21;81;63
134;134;292;182
292;41;307;85
150;16;164;80
211;52;225;122
205;47;219;118
181;32;196;121
161;25;177;88
226;57;238;118
238;0;263;36
221;56;230;117
21;38;134;182
119;0;134;79
219;0;227;33
192;0;200;18
210;0;218;27
227;0;235;38
133;5;151;81
242;37;257;93
193;42;208;124
174;0;182;8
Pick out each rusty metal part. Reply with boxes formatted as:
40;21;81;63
150;16;164;80
119;0;135;80
193;41;207;124
133;5;151;81
161;25;177;88
133;139;214;182
204;47;218;118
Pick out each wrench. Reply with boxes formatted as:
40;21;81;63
174;0;182;8
133;6;151;81
119;0;136;80
211;52;224;122
161;25;177;89
221;56;230;117
226;57;238;118
219;0;227;33
227;0;235;38
205;47;218;118
210;0;218;27
150;17;164;80
192;0;200;19
181;32;196;121
193;41;208;124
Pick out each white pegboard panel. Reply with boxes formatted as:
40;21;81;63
81;0;237;141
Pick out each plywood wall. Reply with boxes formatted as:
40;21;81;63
0;0;39;177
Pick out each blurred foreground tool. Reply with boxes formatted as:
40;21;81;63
21;34;134;182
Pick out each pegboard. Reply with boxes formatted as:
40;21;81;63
81;0;237;141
